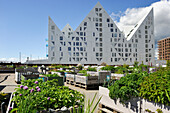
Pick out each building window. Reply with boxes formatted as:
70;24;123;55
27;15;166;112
99;48;102;52
51;35;53;40
118;43;121;47
100;53;102;57
99;33;102;37
135;39;138;43
84;22;87;26
107;18;110;22
96;53;99;57
95;23;98;27
93;32;95;36
100;43;102;47
110;28;113;32
145;44;148;48
80;32;83;36
51;26;55;30
60;47;61;51
99;23;102;27
119;34;121;37
125;48;128;52
61;52;63;56
60;36;63;40
80;47;83;51
76;37;79;41
111;24;113;27
76;52;79;56
96;43;98;47
115;58;117;62
115;28;117;32
99;13;102;17
99;38;102;41
76;42;79;46
84;37;86;41
138;30;141;33
68;47;71;51
114;33;117;37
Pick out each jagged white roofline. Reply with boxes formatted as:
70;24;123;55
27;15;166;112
49;2;153;41
126;7;153;41
62;23;73;32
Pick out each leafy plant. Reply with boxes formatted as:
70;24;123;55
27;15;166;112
85;93;102;113
101;66;114;71
78;70;87;74
0;92;8;104
115;66;128;74
12;79;84;112
109;71;149;102
44;74;60;77
87;67;97;72
139;68;170;106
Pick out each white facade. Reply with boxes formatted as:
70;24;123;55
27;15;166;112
48;2;155;65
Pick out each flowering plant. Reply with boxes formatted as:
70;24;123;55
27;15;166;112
11;79;84;112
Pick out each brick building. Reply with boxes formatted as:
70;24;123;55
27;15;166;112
158;37;170;60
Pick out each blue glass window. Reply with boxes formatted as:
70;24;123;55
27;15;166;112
68;47;71;51
60;36;63;40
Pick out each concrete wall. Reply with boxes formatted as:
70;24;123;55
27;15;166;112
99;86;170;113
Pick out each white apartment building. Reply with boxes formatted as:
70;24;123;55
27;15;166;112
26;2;155;65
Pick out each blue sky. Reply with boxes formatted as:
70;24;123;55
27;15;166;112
0;0;162;62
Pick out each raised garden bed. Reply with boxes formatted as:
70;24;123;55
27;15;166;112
8;79;84;113
99;86;170;113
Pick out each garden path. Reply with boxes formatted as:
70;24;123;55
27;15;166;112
65;83;99;113
0;73;18;93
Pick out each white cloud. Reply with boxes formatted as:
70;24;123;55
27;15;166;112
111;0;170;42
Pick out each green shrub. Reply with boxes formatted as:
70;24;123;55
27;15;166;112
44;74;60;77
78;70;87;74
139;68;170;106
101;66;114;71
87;67;97;72
115;66;128;74
12;79;84;112
109;71;149;102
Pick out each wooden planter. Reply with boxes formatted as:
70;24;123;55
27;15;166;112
66;74;75;84
98;71;111;84
21;75;39;80
99;86;170;113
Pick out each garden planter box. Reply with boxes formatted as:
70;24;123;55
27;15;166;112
0;68;15;73
86;71;98;76
98;71;111;84
21;74;39;80
65;74;75;84
79;76;98;85
75;75;81;83
99;86;170;113
47;77;64;86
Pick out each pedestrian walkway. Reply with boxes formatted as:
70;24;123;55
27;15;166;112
65;83;99;113
0;73;18;93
